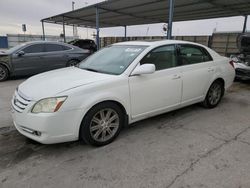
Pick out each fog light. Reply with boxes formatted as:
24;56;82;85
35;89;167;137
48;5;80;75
20;126;41;136
34;131;41;136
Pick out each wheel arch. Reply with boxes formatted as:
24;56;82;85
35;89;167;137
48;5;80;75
78;99;129;139
0;62;10;73
214;77;225;87
206;77;225;96
213;77;225;95
0;62;10;78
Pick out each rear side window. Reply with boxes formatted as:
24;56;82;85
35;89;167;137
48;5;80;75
63;46;72;50
140;45;177;71
45;44;65;52
179;45;212;65
23;44;44;53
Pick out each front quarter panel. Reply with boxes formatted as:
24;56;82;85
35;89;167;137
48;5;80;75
58;75;130;137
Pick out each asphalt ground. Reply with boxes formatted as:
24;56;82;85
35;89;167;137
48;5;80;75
0;78;250;188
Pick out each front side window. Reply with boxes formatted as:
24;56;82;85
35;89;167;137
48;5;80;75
22;44;44;53
45;44;65;52
79;45;147;75
179;45;212;65
140;45;177;71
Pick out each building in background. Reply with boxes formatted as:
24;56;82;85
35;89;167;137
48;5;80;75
0;34;76;49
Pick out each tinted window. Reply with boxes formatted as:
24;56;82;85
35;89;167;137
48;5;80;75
63;46;72;50
45;44;64;52
23;44;44;53
179;45;212;65
141;45;177;71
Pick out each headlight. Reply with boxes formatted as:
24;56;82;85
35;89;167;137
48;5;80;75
31;97;67;113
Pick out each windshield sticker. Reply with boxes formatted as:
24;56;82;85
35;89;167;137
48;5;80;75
125;48;142;53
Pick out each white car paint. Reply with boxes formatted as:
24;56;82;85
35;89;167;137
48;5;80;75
11;40;235;144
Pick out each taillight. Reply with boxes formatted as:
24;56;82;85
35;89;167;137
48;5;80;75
229;60;235;68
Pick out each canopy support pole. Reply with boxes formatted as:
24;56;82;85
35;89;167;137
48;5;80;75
41;21;45;41
243;15;248;33
96;6;100;50
62;16;66;42
124;26;127;41
167;0;174;39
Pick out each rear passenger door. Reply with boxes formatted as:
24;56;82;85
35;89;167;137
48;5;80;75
43;44;70;71
178;44;215;104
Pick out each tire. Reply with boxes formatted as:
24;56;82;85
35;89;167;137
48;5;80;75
80;102;124;146
0;64;9;82
202;80;224;108
66;59;80;67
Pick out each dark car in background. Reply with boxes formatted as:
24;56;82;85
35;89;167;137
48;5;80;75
0;41;90;81
230;34;250;80
68;39;97;53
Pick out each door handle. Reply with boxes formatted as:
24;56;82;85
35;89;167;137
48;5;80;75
208;67;214;72
172;75;181;80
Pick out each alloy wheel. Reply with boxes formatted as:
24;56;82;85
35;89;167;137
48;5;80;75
208;83;222;105
90;108;120;142
0;66;6;81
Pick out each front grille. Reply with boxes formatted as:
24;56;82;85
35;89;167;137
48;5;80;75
12;90;31;113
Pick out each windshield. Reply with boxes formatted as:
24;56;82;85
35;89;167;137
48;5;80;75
79;45;147;75
5;43;26;54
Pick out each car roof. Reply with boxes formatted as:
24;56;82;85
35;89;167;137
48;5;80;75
22;41;69;45
113;40;207;48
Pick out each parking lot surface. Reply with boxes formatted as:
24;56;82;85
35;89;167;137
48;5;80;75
1;78;250;188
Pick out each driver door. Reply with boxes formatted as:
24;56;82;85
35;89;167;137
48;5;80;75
12;43;45;76
129;45;182;120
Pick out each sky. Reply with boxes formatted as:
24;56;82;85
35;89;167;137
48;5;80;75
0;0;249;39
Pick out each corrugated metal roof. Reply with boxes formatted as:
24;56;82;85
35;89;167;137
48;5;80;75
42;0;250;28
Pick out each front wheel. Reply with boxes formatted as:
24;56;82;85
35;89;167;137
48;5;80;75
80;102;124;146
66;60;80;67
0;64;9;82
202;80;224;108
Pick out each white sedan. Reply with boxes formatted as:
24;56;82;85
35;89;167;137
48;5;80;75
12;40;235;146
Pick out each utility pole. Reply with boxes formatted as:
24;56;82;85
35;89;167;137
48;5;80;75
167;0;174;39
72;1;78;38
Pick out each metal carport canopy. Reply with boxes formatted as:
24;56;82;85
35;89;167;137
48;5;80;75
42;0;250;27
41;0;250;48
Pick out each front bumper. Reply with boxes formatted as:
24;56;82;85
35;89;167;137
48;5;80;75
11;102;84;144
235;68;250;80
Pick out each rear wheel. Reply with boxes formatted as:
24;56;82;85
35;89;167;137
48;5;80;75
80;102;124;146
0;64;9;82
67;59;80;67
203;80;224;108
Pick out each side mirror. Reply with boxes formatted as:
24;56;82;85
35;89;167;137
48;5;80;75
17;51;25;57
131;64;156;76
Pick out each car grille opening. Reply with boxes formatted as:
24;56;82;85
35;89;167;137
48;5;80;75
12;90;31;113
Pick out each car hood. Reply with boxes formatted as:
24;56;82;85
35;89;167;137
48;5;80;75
18;67;115;100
